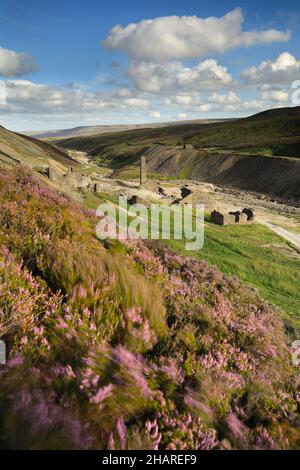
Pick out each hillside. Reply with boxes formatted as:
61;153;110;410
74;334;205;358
0;166;300;450
25;119;228;140
52;106;300;203
54;106;300;158
0;124;78;172
84;189;300;330
188;106;300;156
143;147;300;204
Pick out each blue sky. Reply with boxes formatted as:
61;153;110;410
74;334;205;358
0;0;300;130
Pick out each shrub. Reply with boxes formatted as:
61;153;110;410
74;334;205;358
0;167;299;449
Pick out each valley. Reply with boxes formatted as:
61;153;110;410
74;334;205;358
2;0;300;452
2;107;300;329
1;106;300;450
51;106;300;205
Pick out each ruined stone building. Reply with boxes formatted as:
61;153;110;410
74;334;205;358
183;143;194;150
64;167;91;190
211;208;255;226
41;165;92;191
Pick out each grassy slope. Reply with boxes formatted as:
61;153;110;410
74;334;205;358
188;107;300;155
63;106;300;329
0;125;78;170
1;166;300;450
54;107;300;169
84;193;300;332
168;218;300;332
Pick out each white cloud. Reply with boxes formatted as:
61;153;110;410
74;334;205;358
127;59;232;93
0;79;149;114
242;52;300;85
150;111;161;118
164;91;241;112
103;9;290;62
123;97;148;107
241;99;267;111
198;103;215;112
3;80;85;112
1;77;290;126
175;95;192;105
261;89;289;102
113;87;132;97
0;71;293;129
208;91;241;105
0;47;38;77
174;89;288;114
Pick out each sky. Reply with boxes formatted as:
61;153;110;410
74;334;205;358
0;0;300;131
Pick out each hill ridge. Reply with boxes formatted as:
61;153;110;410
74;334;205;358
0;124;78;172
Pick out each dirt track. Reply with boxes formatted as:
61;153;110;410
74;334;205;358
260;222;300;251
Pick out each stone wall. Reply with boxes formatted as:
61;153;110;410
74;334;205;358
65;167;91;189
41;165;92;191
211;209;255;226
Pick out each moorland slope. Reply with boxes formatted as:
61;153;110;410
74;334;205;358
0;124;78;171
0;166;300;450
53;107;300;203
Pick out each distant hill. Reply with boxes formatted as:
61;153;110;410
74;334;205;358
0;124;78;172
52;106;300;203
24;119;229;140
187;106;300;156
53;106;300;159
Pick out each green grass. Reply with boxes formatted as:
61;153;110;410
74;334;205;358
81;191;110;209
112;165;174;180
80;165;111;176
167;216;300;331
234;147;274;156
83;192;300;331
54;107;300;167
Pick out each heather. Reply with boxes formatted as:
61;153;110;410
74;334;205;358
84;192;300;330
167;220;300;331
0;167;299;450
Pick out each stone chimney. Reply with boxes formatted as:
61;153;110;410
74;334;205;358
140;156;146;186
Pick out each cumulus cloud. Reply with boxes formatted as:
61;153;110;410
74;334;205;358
164;90;241;109
3;80;86;112
127;59;232;93
174;95;192;105
150;111;161;118
242;52;300;85
169;88;287;114
192;92;242;113
1;76;291;126
241;99;267;111
261;89;289;102
113;87;132;98
103;9;290;62
0;80;149;114
0;47;38;77
122;97;148;108
208;91;241;105
202;90;289;113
